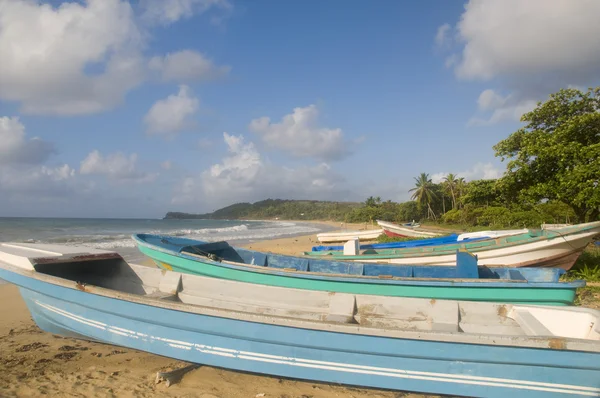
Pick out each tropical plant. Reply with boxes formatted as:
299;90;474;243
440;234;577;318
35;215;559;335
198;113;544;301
443;173;458;210
494;87;600;222
409;173;438;219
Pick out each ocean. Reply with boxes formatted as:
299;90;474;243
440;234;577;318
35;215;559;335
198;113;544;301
0;218;330;283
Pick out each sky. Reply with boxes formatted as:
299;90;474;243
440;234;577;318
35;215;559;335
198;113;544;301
1;0;600;218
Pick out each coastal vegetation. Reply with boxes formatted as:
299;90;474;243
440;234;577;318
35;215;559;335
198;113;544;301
165;199;362;221
168;88;599;229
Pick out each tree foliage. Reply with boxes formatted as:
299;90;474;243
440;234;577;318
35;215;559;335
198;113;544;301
494;87;600;222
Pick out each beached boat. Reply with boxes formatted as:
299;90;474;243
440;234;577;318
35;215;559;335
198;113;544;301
0;242;598;398
133;234;583;305
376;220;441;238
316;229;383;243
311;229;529;252
306;222;600;270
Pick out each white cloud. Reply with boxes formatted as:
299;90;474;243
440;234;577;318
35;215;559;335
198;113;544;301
435;23;451;48
80;150;156;182
172;133;347;206
0;116;55;164
0;0;145;115
41;164;76;181
144;85;200;137
0;164;76;198
431;162;503;184
249;105;351;161
148;50;230;82
140;0;231;25
440;0;600;124
467;90;538;126
453;0;600;81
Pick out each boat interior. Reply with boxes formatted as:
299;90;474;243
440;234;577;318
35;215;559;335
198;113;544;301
7;243;595;343
137;234;565;282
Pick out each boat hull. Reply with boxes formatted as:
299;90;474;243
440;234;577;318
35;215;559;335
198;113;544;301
377;220;441;238
137;245;579;305
2;269;598;398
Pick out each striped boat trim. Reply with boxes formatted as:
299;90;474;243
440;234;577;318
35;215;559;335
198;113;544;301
35;300;599;396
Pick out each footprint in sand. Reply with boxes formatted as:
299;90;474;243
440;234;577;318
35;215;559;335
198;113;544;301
58;345;89;351
54;352;78;361
15;342;48;352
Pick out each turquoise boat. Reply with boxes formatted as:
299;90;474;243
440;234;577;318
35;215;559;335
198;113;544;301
133;234;584;305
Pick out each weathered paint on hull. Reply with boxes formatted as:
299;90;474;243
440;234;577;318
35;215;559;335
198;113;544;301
137;246;578;306
383;229;408;238
2;270;598;398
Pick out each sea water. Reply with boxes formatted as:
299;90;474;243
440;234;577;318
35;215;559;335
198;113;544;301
0;217;328;283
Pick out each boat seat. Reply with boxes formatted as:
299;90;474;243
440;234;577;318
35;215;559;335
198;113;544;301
178;274;355;323
456;250;479;278
354;296;459;332
510;309;553;336
458;302;524;335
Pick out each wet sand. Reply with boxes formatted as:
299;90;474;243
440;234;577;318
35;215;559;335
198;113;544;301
0;224;437;398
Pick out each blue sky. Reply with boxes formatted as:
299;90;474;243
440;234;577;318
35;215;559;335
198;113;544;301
1;0;599;218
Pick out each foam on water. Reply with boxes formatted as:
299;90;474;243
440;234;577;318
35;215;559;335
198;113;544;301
0;218;324;252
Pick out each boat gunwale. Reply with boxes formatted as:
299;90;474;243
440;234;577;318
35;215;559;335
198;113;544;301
1;258;599;354
133;235;585;289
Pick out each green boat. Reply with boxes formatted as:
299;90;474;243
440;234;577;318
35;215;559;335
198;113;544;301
303;222;600;270
133;234;585;305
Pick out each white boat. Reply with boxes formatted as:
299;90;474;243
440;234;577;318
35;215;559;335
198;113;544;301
317;229;383;243
376;220;441;238
0;242;599;397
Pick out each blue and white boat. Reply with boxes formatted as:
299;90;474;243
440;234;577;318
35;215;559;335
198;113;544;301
0;242;599;398
311;229;529;252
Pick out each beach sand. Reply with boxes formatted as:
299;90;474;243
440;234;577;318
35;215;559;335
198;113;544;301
0;225;437;398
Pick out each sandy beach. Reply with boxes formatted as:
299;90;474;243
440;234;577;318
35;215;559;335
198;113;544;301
0;224;437;398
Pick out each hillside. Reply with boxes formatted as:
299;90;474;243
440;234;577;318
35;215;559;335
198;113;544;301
164;199;362;221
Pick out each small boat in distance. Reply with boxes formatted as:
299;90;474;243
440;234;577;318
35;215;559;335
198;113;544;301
316;228;383;243
133;234;584;305
0;242;598;398
376;220;441;238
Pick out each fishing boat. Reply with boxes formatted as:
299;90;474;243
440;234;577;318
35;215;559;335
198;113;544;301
311;229;529;252
306;222;600;270
376;220;441;238
133;234;583;305
0;242;598;398
316;228;383;243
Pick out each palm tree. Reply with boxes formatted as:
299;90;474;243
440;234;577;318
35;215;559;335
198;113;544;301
409;173;438;219
455;177;467;208
443;173;458;210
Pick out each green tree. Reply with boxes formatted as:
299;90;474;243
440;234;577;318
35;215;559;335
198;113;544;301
494;87;600;222
409;173;438;219
462;179;501;207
